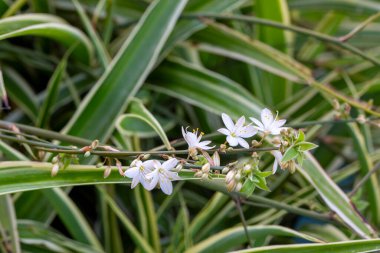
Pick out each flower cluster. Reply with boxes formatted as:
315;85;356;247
124;158;181;195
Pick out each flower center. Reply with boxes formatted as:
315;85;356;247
139;166;144;172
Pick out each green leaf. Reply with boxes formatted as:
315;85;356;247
281;147;298;163
150;59;264;119
18;220;102;253
116;98;173;150
36;50;69;128
241;178;255;196
62;0;188;142
42;188;103;250
234;239;380;253
0;161;197;195
192;22;311;83
2;67;38;121
298;153;376;238
185;225;323;253
296;142;318;151
347;123;380;226
296;130;305;143
0;14;93;63
0;195;21;253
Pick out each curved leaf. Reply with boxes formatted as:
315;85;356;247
62;0;188;142
185;225;323;253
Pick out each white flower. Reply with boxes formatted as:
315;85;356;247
217;113;257;149
124;160;155;190
271;150;283;174
250;108;286;135
146;158;181;195
182;127;214;150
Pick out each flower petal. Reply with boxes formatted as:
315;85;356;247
142;160;155;172
218;128;230;136
272;119;286;128
152;160;161;170
238;125;257;138
235;116;245;130
222;113;235;131
261;108;274;128
131;174;140;188
159;176;173;195
249;117;264;130
146;170;159;190
226;135;239;146
272;160;278;174
140;174;152;190
212;151;220;166
162;158;178;170
124;167;138;178
165;170;181;181
237;137;249;149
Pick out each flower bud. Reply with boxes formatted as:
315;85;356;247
142;154;151;160
251;140;260;147
220;144;227;152
226;170;235;183
226;180;236;192
175;164;183;172
84;151;91;157
130;159;138;167
201;173;209;180
235;182;243;192
96;163;103;168
52;156;59;164
116;160;124;176
235;172;241;181
189;147;198;158
104;166;112;178
202;163;210;174
222;167;229;174
51;163;59;177
251;152;258;158
332;99;340;111
243;164;251;173
91;140;99;149
272;137;281;145
288;161;296;174
194;170;203;178
357;114;366;124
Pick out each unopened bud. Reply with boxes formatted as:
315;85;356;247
194;171;203;178
116;160;124;176
344;103;351;115
222;167;229;174
91;140;99;149
235;172;241;181
189;147;198;158
251;152;258;158
202;163;210;174
357;114;366;124
175;164;183;172
130;159;138;167
251;140;260;147
220;144;227;152
226;180;236;192
332;99;340;111
142;154;151;160
52;156;59;164
51;163;59;177
243;164;251;173
84;151;91;157
235;182;243;192
273;138;281;145
226;170;235;183
288;161;296;174
96;163;103;168
104;166;112;178
201;173;209;180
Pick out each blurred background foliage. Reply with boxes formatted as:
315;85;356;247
1;0;380;252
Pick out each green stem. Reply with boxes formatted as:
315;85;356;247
0;120;91;146
339;12;380;42
35;146;279;157
181;13;380;67
2;0;27;18
234;196;254;248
